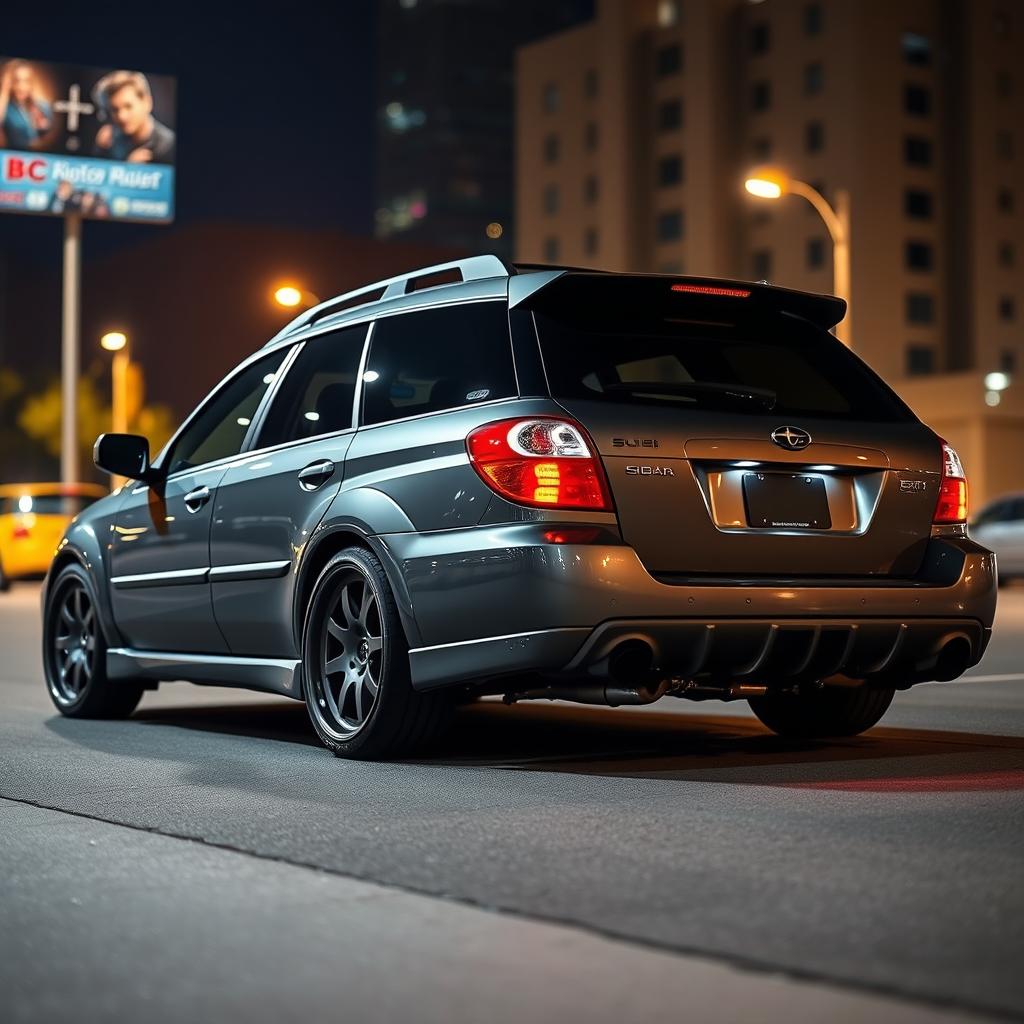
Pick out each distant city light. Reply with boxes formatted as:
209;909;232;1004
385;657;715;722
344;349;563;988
985;390;1002;407
275;286;303;308
984;371;1011;392
100;331;127;352
486;222;504;239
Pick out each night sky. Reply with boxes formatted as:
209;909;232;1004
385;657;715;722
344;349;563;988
0;2;377;264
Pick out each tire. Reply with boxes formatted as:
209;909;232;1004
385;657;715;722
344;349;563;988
301;546;452;759
0;557;10;593
43;563;144;718
749;684;895;739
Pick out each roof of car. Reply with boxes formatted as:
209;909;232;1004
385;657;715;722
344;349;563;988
0;482;108;498
264;255;848;349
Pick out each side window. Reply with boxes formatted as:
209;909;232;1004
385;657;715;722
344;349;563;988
165;350;287;475
361;302;516;426
257;323;367;448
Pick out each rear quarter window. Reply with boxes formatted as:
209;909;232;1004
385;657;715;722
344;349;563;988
361;302;516;426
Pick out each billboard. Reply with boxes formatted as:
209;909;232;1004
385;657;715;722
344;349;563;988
0;57;176;223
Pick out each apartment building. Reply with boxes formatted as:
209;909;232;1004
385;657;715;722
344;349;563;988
516;0;1024;503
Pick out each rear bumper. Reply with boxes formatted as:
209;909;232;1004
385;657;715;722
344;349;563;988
383;526;997;691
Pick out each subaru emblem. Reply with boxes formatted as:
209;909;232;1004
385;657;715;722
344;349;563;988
771;426;812;451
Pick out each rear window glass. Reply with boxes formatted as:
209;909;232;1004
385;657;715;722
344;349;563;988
530;281;913;422
0;494;99;515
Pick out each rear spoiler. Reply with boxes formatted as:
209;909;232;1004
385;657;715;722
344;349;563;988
511;269;847;331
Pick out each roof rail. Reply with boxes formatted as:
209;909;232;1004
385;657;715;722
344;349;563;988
266;254;513;347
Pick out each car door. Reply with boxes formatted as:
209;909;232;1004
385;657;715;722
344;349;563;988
209;323;368;657
108;348;288;652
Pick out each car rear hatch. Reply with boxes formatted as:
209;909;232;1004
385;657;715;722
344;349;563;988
523;273;942;579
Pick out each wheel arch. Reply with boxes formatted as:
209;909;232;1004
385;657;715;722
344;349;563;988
293;520;422;652
45;536;123;648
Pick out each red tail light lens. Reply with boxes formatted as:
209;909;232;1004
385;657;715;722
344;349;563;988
12;524;31;540
467;417;613;511
933;441;968;524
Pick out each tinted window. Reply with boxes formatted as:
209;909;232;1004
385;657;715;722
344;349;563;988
528;279;913;423
258;325;367;447
166;350;287;475
361;303;516;426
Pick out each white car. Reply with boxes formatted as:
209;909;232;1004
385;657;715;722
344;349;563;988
972;494;1024;585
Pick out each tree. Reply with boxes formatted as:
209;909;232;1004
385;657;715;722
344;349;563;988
17;373;175;477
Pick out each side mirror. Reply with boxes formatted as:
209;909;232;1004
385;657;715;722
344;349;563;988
93;433;156;483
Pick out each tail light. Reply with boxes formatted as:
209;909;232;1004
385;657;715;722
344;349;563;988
12;522;31;540
467;417;613;511
933;441;968;524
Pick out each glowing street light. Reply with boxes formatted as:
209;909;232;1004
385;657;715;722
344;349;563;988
744;166;852;348
273;284;320;310
100;331;132;490
100;331;127;352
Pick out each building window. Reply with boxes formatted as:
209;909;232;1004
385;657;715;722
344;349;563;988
752;249;773;280
751;80;772;111
657;99;683;132
805;120;825;152
997;188;1014;212
999;296;1016;321
656;209;684;242
906;292;935;324
905;189;933;218
751;22;770;54
751;136;773;159
543;83;560;113
543;134;559;163
584;174;599;204
543;184;559;215
906;345;936;376
656;44;683;77
905;136;933;166
657;154;684;187
902;32;931;65
904;84;931;117
657;0;681;27
995;70;1012;97
584;68;599;99
584;121;599;151
804;3;823;35
543;236;560;263
998;241;1015;267
804;62;824;96
996;132;1014;159
905;240;933;271
807;237;826;269
584;227;599;256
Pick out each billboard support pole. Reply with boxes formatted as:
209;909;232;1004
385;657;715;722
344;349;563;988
61;211;81;486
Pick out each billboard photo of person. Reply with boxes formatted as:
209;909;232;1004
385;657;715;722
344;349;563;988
0;59;54;150
92;70;175;164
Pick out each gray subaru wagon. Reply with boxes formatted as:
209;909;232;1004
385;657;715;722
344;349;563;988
42;257;997;758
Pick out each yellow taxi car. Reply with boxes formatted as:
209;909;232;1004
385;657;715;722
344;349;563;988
0;483;107;591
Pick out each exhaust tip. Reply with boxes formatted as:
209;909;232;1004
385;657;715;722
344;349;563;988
608;640;654;685
934;636;972;682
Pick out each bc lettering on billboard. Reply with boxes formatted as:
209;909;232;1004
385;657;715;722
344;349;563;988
0;58;176;223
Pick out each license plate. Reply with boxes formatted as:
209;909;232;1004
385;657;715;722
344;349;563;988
743;473;832;530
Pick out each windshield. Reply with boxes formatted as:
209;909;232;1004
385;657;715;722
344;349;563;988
530;281;914;423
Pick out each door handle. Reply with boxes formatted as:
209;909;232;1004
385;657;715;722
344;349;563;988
183;485;211;514
298;460;335;491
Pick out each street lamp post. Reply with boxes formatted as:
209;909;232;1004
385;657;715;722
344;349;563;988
744;167;852;348
101;331;130;489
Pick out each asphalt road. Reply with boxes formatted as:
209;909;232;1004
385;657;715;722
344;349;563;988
2;582;1023;1023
